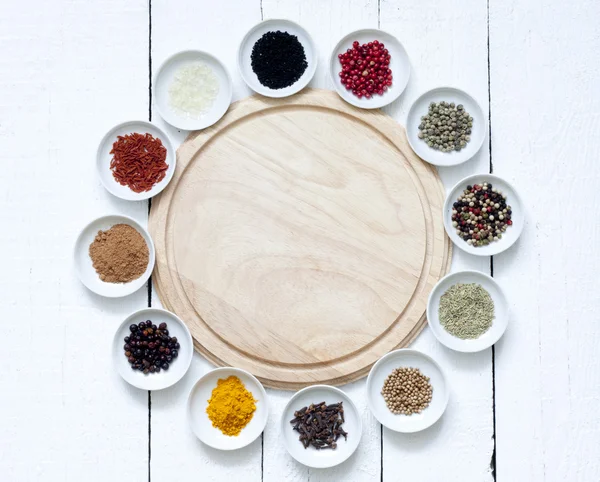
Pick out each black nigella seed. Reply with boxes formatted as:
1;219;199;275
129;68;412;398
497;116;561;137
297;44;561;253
251;30;308;90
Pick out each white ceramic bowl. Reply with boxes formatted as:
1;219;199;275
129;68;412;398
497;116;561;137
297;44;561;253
238;19;317;98
406;87;485;166
329;28;410;109
281;385;361;468
444;173;524;256
113;308;193;390
367;349;449;433
187;367;269;450
427;270;509;352
96;120;175;200
154;50;233;130
74;214;155;297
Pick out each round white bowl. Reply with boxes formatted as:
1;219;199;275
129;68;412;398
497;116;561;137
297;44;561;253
367;349;449;433
427;270;509;352
154;50;233;131
406;87;485;166
113;308;193;390
187;367;269;450
329;28;410;109
281;385;361;468
74;214;155;297
444;173;524;256
238;19;317;98
96;120;175;201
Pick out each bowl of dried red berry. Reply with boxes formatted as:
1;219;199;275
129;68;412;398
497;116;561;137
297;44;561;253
112;308;193;390
329;28;410;109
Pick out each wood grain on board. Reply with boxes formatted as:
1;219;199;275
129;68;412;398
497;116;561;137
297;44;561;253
149;89;451;388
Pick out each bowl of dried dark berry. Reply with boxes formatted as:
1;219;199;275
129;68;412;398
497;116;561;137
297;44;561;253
406;87;485;166
444;174;524;256
113;308;193;390
330;28;410;109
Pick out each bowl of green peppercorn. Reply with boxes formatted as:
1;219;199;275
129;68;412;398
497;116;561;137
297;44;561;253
406;86;485;166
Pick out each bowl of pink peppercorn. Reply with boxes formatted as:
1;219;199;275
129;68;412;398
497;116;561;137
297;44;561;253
329;28;410;109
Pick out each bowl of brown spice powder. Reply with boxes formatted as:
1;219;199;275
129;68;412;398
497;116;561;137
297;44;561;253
74;214;155;297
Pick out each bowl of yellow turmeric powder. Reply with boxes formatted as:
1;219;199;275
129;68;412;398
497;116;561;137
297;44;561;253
187;367;269;450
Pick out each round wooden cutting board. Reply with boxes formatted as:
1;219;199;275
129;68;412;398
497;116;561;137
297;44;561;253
149;89;451;389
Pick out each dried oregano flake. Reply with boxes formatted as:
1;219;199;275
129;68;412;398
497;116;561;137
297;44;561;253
438;283;494;339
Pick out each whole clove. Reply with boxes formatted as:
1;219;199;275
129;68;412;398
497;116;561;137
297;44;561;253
289;401;348;450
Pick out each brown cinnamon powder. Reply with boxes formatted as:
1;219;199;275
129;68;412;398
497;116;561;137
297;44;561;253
89;224;149;283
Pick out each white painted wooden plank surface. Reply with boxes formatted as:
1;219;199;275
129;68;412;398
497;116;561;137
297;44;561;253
379;1;494;480
490;1;600;481
0;0;150;480
1;0;598;480
149;1;263;481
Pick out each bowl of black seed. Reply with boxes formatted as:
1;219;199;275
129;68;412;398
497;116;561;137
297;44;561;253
238;19;317;98
443;173;525;256
113;308;193;390
406;86;486;166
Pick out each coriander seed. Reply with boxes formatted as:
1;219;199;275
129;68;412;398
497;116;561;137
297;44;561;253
381;367;433;415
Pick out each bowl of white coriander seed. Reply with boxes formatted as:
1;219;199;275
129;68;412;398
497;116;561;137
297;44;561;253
366;349;449;433
406;86;485;166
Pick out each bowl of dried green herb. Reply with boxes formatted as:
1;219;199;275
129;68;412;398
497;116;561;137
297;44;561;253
427;270;509;352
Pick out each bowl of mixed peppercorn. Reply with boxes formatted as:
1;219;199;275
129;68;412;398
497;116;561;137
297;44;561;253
113;308;193;390
443;174;524;256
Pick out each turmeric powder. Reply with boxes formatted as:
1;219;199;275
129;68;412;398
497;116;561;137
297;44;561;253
206;375;257;436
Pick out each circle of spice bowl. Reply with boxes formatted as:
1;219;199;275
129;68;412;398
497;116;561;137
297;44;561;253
96;120;176;201
406;86;485;166
366;349;449;433
112;308;193;390
427;270;509;353
329;28;410;109
74;214;155;298
238;19;317;98
154;50;233;131
443;173;525;256
281;385;362;469
187;367;269;451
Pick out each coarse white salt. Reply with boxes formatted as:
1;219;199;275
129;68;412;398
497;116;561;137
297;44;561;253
168;62;219;119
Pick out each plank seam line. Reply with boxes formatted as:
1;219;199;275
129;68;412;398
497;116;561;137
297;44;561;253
379;2;383;479
259;3;264;480
380;424;383;482
147;1;153;481
487;0;497;480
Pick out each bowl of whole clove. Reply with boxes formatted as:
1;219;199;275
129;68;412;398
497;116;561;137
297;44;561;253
281;385;362;468
112;308;193;390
